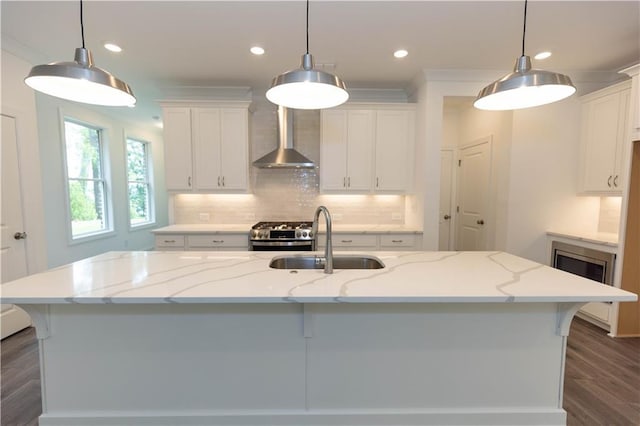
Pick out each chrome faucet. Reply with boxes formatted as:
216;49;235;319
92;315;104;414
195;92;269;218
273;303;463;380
312;206;333;274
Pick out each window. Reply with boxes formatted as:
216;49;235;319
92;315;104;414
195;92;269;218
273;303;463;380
63;119;110;239
126;138;154;227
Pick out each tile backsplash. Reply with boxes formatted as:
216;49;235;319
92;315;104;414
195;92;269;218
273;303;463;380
171;98;407;225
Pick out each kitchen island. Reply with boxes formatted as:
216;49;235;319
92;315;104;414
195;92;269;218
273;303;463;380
1;250;635;426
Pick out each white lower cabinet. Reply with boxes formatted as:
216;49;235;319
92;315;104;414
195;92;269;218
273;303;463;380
155;233;248;251
318;233;422;251
187;234;248;250
155;235;186;249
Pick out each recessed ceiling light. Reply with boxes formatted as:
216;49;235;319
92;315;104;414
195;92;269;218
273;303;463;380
103;42;122;53
394;49;408;59
250;46;265;56
534;51;552;60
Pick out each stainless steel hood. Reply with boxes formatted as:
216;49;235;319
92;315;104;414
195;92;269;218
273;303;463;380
253;106;314;169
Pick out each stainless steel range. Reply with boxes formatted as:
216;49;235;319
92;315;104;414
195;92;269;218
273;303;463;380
249;221;315;251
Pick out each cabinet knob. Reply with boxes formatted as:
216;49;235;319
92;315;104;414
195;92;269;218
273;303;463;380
476;219;485;225
14;232;27;240
443;214;451;220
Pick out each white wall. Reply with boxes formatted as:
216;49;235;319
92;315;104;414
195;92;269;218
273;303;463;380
506;99;600;263
1;50;48;274
35;90;167;267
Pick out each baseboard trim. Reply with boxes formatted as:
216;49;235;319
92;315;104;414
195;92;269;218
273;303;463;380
38;408;567;425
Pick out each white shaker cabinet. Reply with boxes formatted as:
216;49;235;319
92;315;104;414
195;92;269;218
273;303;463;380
320;104;415;193
161;102;250;192
320;109;373;191
374;109;415;192
579;81;631;194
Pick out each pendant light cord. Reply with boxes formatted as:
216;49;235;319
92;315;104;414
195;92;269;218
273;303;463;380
306;0;309;54
521;0;528;56
80;0;86;49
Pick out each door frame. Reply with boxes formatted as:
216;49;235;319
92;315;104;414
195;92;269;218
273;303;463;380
455;136;493;251
439;148;457;250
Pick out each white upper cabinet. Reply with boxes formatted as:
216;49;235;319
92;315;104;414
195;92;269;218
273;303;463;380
375;109;415;192
320;109;373;191
320;104;415;193
161;102;250;192
162;107;193;190
579;81;631;194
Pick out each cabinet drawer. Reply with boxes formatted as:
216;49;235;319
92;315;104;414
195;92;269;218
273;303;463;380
380;234;416;248
187;234;248;249
328;234;377;248
155;235;186;248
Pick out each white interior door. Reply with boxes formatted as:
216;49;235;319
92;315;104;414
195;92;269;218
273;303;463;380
439;149;454;250
1;114;32;338
456;139;491;251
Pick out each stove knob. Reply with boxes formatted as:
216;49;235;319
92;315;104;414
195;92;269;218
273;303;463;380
302;231;308;238
308;231;313;238
296;230;301;238
251;230;258;238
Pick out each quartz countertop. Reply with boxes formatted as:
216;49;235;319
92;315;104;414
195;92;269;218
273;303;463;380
152;224;423;234
546;230;619;247
1;251;635;305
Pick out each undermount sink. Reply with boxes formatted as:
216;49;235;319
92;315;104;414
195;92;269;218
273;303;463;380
269;254;385;270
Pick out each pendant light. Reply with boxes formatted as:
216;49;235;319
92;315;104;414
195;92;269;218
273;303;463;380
24;0;136;107
266;0;348;110
473;0;575;111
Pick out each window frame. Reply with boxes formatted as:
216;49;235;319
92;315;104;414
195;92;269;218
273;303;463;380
124;134;156;230
60;113;115;243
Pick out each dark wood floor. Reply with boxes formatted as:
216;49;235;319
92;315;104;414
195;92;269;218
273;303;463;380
1;317;639;425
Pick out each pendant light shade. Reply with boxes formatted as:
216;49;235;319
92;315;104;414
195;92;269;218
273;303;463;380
266;0;348;110
474;0;575;111
24;0;136;107
266;53;348;110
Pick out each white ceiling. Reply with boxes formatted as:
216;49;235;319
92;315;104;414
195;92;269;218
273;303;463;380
2;1;639;126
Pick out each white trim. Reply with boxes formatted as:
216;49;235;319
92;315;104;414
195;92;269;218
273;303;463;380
58;109;116;244
124;133;157;231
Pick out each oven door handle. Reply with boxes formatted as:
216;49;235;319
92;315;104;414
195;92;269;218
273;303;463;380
250;240;314;247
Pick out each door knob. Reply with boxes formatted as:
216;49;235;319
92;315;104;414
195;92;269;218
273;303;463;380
14;232;27;240
443;214;451;220
476;220;484;225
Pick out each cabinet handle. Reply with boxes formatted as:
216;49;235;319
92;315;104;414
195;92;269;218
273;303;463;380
391;239;403;243
376;177;379;187
341;239;353;243
188;176;192;187
348;176;351;187
14;232;27;240
607;175;612;188
164;239;176;243
212;240;224;244
218;176;221;187
444;214;451;220
477;219;485;225
613;175;619;187
222;176;225;187
343;177;346;188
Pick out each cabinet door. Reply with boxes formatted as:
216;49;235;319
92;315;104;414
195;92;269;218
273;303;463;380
345;110;373;191
219;108;249;190
375;110;414;192
162;108;193;191
321;110;349;190
192;108;222;190
582;92;624;192
613;89;631;189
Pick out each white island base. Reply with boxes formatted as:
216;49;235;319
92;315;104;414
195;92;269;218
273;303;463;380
28;301;579;425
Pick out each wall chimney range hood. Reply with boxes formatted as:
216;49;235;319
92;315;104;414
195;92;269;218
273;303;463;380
253;106;315;169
